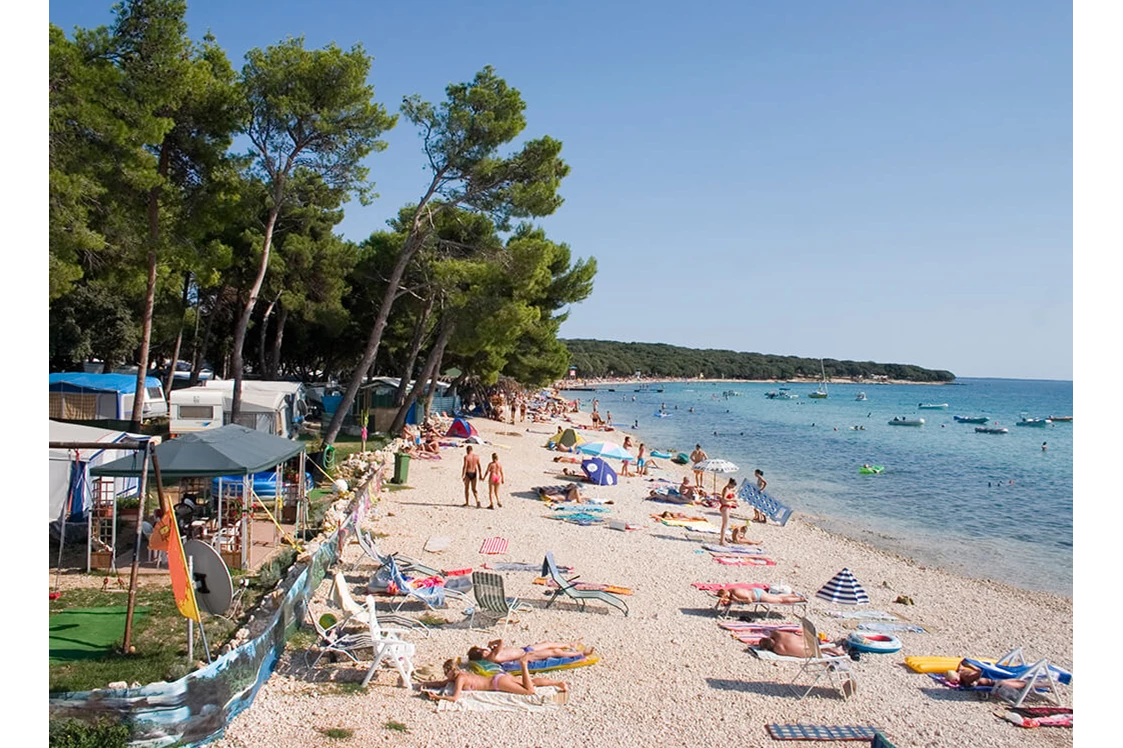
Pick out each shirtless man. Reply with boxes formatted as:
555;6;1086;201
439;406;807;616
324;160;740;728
467;638;592;665
757;629;843;657
462;446;481;507
690;444;708;486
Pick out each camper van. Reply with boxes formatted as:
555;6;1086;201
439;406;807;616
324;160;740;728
168;388;225;436
170;380;306;439
48;373;168;422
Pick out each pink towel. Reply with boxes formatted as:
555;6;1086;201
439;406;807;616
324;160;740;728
691;582;768;591
712;556;776;566
479;537;509;555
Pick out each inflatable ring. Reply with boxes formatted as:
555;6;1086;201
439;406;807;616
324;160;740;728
847;632;902;654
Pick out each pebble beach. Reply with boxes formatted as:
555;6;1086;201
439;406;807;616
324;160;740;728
212;408;1074;748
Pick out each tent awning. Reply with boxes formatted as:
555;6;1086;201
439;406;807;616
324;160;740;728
91;424;305;479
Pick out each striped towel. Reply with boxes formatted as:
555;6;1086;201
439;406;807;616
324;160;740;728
858;622;927;633
824;610;898;621
479;537;509;555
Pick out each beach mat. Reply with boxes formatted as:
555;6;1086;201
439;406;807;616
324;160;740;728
49;606;149;663
703;543;765;554
424;536;452;553
484;561;574;573
766;724;879;741
479;537;509;555
824;610;898;621
430;685;567;712
858;622;927;634
713;555;776;566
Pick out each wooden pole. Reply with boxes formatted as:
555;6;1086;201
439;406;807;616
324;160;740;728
122;441;152;652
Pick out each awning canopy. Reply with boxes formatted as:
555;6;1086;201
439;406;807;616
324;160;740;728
91;424;305;479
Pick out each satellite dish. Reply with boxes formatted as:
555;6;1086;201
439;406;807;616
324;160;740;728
184;539;234;616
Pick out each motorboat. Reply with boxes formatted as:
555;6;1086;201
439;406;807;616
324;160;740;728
888;417;925;426
855;392;867;401
765;387;798;400
1015;417;1052;428
975;426;1009;434
953;415;989;424
918;403;948;410
1048;415;1073;422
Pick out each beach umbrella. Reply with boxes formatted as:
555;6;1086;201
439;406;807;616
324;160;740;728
815;568;870;606
577;441;634;462
580;457;618;486
694;458;740;491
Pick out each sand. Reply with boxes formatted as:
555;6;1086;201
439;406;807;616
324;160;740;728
212;410;1073;748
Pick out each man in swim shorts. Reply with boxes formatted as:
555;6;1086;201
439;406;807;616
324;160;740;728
462;446;481;507
691;444;708;486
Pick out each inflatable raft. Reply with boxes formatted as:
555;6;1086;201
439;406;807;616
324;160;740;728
847;632;901;654
858;465;884;475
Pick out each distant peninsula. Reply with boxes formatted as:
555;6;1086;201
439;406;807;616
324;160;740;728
562;339;955;383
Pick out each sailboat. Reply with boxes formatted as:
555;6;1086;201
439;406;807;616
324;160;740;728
808;359;828;399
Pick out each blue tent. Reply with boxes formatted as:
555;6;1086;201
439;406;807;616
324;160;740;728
580;457;618;486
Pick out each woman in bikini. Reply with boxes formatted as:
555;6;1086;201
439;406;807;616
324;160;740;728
423;654;569;702
718;478;738;545
717;587;807;607
484;452;505;509
467;638;592;664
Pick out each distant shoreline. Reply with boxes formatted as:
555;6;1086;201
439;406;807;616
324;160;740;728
556;376;947;388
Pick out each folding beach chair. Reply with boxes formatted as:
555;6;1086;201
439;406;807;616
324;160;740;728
788;616;858;700
351;529;443;578
386;556;468;613
303;592;374;667
541;551;629;616
468;571;533;635
360;596;417;689
330;570;430;636
964;648;1071;707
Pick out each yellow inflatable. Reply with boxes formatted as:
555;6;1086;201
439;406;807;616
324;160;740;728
905;655;995;673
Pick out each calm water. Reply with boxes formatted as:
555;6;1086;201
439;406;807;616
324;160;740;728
564;378;1073;597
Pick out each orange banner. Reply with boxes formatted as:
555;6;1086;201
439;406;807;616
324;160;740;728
152;498;200;622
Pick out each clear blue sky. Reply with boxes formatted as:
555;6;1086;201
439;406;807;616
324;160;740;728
48;0;1073;380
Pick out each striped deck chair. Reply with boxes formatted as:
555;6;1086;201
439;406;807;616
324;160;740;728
468;571;532;635
964;648;1071;707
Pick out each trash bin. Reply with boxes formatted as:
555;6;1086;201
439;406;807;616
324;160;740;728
392;452;411;484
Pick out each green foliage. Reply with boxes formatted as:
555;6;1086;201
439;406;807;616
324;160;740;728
562;340;956;382
49;717;130;748
384;720;409;733
318;727;355;740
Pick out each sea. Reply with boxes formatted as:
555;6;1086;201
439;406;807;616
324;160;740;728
561;378;1073;597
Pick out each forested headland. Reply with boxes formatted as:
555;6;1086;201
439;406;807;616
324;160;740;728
49;0;596;442
562;340;956;382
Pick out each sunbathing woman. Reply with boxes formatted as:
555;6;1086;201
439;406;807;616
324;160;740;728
423;655;569;702
467;638;592;664
716;588;807;607
946;660;1028;690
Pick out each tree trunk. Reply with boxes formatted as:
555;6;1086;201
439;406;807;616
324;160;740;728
389;316;454;436
131;143;171;431
231;185;284;422
269;304;287;379
422;342;449;418
257;293;279;379
163;273;192;403
394;296;435;407
190;288;221;387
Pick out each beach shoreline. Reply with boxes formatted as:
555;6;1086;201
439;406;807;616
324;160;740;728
213;406;1072;748
559;377;952;388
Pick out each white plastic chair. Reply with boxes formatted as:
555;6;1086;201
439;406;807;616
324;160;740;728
361;596;417;688
788;616;858;700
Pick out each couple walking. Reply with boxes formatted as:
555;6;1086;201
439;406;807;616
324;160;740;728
462;445;505;509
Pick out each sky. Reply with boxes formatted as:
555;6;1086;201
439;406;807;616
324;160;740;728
45;0;1074;380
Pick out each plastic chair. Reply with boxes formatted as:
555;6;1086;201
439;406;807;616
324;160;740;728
788;616;858;700
360;596;417;688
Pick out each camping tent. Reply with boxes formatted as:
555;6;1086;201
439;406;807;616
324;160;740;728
557;428;585;449
49;372;167;421
581;457;618;486
49;420;146;523
445;418;478;438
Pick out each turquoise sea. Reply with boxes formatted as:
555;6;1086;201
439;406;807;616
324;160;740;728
562;378;1073;597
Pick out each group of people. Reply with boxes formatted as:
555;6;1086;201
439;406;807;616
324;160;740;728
461;445;505;509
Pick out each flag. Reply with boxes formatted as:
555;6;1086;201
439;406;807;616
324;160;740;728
151;498;201;622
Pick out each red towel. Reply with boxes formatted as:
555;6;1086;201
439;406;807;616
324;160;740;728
712;556;776;566
479;537;509;555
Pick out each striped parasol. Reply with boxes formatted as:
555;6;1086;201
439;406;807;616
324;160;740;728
815;568;870;605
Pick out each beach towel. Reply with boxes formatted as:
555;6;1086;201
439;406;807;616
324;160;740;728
857;622;927;634
766;724;878;741
557;505;611;513
533;577;633;595
692;582;768;592
823;610;898;621
479;537;509;555
1000;711;1073;728
703;543;765;554
429;685;568;713
712;555;776;566
467;653;600;675
484;561;574;573
424;536;452;553
549;514;605;525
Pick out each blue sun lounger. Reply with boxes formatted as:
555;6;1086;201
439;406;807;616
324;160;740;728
737;481;793;526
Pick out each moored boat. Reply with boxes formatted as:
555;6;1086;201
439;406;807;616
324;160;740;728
855;392;867;401
888;417;925;427
975;426;1009;434
1015;417;1052;428
765;387;798;400
918;403;948;410
1048;415;1073;422
953;415;989;424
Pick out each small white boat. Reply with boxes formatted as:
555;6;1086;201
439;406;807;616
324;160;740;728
975;426;1009;434
888;417;925;427
855;392;867;401
1015;417;1052;428
918;403;948;410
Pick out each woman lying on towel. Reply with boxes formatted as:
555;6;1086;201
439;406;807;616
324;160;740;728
717;588;807;607
538;484;585;503
423;655;569;702
468;638;593;664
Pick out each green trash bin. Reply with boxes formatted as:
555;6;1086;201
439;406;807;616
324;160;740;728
392;451;411;484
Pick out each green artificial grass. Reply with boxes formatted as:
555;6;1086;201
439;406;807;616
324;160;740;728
49;606;149;664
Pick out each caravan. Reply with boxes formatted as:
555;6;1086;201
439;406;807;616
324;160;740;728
48;373;168;422
169;380;306;438
168;388;225;436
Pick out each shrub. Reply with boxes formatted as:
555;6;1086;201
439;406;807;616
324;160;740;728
49;717;130;748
